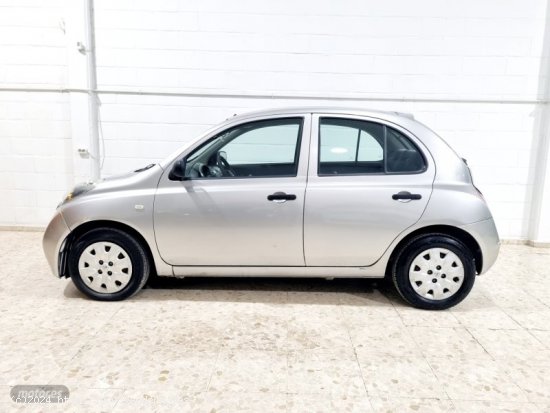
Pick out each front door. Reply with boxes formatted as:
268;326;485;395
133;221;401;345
154;115;310;266
304;115;434;267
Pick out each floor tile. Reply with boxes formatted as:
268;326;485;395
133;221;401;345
287;393;373;412
428;356;528;402
287;319;353;354
221;314;288;351
112;389;194;413
408;326;488;360
530;330;550;348
451;307;522;330
287;350;366;397
452;400;543;413
369;397;455;413
482;288;548;311
469;328;550;364
505;310;550;331
500;360;550;403
340;291;403;324
395;306;461;327
350;322;418;357
53;346;218;392
358;355;446;399
62;387;123;413
192;391;287;413
208;350;287;394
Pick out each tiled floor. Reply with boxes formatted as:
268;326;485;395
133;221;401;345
1;230;550;412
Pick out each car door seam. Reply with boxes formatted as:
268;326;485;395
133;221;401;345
302;113;313;267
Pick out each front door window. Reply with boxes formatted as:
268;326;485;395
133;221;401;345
184;118;303;179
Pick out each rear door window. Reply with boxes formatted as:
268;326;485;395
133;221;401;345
318;118;425;175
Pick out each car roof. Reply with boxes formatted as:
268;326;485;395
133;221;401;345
227;106;415;123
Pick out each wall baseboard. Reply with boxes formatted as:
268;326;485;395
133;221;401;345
527;240;550;248
500;239;529;245
500;238;550;247
0;226;45;232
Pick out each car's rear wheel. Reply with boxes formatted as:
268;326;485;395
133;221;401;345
68;228;150;301
392;234;476;310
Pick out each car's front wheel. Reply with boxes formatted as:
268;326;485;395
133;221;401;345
392;234;476;310
68;227;150;301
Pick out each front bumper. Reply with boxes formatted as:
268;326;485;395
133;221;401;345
42;211;71;278
461;218;501;274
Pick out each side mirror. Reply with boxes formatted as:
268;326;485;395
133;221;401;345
168;159;187;181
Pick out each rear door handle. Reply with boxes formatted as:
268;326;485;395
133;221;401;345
267;192;296;202
392;191;422;201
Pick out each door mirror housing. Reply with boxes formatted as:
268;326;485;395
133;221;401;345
168;159;188;181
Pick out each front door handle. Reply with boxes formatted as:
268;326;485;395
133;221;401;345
267;192;297;202
392;191;422;201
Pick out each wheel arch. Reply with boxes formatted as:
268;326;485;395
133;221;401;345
385;224;483;277
60;220;157;279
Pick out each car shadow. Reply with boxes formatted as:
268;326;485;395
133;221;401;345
62;275;498;311
63;274;404;307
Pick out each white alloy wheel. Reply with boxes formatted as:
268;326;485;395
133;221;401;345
408;247;464;301
78;241;133;293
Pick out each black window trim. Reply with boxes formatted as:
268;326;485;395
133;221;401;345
183;116;305;181
317;116;428;177
354;127;361;165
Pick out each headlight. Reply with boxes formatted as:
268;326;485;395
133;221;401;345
59;182;94;207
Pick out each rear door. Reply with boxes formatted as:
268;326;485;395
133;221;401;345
304;114;435;266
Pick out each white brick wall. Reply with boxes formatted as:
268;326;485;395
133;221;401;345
0;92;73;226
1;0;550;242
0;0;72;226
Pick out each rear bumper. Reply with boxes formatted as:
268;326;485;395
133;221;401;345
461;218;500;274
42;211;70;278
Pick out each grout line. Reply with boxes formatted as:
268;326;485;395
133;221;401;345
340;303;377;411
204;344;222;393
389;299;454;402
348;334;376;411
0;86;548;105
464;326;494;360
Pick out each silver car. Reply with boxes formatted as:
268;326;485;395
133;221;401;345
43;107;500;309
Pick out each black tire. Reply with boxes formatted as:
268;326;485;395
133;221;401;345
68;227;150;301
392;234;476;310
